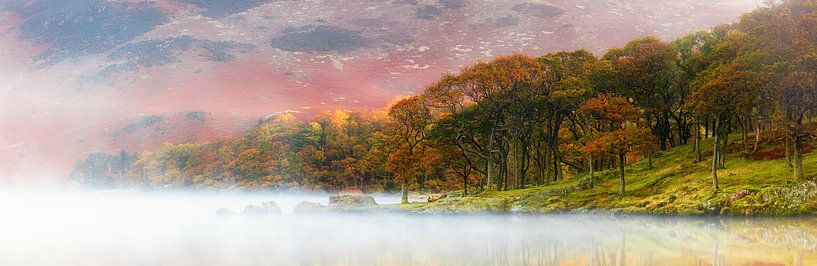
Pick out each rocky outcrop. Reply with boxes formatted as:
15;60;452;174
411;197;513;214
240;201;282;216
328;195;378;212
216;207;236;217
716;181;817;215
293;201;328;214
427;193;447;202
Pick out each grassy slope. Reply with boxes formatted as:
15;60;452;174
404;134;817;215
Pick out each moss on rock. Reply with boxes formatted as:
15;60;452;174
409;197;512;214
328;195;378;212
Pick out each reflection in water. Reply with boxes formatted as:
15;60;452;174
0;190;814;265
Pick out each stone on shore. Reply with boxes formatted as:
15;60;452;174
241;201;282;216
427;193;447;202
216;207;236;217
328;195;377;212
293;201;328;214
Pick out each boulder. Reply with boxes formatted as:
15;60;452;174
730;189;751;203
240;201;282;216
338;188;365;195
427;193;447;203
328;195;377;212
293;201;328;214
216;207;236;217
262;200;282;212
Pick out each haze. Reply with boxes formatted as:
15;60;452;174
0;0;762;181
6;2;817;266
0;190;811;265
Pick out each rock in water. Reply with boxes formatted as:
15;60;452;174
328;195;377;212
241;205;265;215
241;201;282;216
216;207;236;217
262;201;282;213
293;201;328;214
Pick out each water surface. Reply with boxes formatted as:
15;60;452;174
0;190;814;265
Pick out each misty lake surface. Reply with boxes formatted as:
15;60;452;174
0;190;815;266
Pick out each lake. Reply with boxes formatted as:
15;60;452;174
0;190;814;265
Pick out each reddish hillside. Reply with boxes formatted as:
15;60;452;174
0;0;762;181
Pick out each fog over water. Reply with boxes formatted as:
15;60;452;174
0;189;813;266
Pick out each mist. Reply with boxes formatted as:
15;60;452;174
0;189;811;265
0;0;763;181
7;1;809;265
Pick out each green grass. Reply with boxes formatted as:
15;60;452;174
407;133;817;216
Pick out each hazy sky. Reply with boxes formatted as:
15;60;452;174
0;0;763;181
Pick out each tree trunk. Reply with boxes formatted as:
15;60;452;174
552;112;564;181
499;141;507;191
752;117;761;153
695;117;702;162
794;131;804;180
463;174;468;196
538;142;547;185
588;155;595;186
705;118;710;138
664;111;674;148
741;115;749;154
520;142;530;188
513;143;520;190
463;165;469;196
619;152;626;197
401;180;409;204
675;114;689;145
711;118;720;192
544;138;552;183
533;144;542;185
499;144;511;191
498;146;507;191
501;162;508;191
478;174;484;191
487;130;494;190
647;151;653;169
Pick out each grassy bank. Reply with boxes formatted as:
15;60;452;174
400;134;817;216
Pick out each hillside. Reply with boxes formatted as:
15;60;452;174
0;0;762;181
65;1;817;218
407;132;817;216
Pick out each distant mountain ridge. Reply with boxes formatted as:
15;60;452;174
0;0;762;180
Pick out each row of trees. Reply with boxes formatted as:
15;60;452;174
384;52;656;200
71;110;463;192
386;0;817;199
72;0;817;198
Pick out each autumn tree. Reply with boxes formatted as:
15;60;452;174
605;37;682;150
538;50;597;181
583;128;654;197
386;96;434;204
496;54;551;189
580;93;652;196
70;0;817;196
764;0;817;180
675;29;724;162
426;54;552;191
687;62;758;191
578;93;642;185
778;58;817;180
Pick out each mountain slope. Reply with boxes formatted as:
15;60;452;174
0;0;763;180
